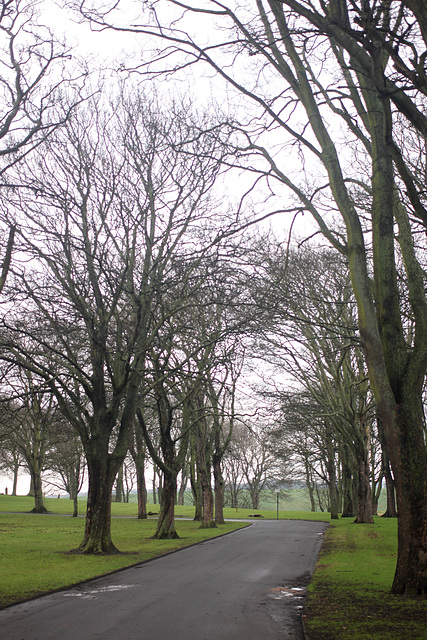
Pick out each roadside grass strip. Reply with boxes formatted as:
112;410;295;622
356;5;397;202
304;517;426;640
0;513;246;608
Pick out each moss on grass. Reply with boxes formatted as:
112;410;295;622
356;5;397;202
305;517;426;640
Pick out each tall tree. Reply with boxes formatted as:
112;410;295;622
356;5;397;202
0;88;229;552
78;0;427;594
3;369;60;513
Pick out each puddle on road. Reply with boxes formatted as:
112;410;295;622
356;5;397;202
64;584;137;599
268;586;305;601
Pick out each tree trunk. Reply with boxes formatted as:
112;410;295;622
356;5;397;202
30;462;47;514
12;461;19;496
252;490;259;510
190;437;202;521
378;418;397;518
341;449;356;518
195;423;216;529
152;474;157;504
152;469;179;539
213;457;225;524
75;451;120;554
329;478;339;520
354;414;374;524
372;492;378;517
354;456;374;524
326;424;339;520
130;431;147;520
136;464;147;519
382;457;397;518
73;494;78;518
304;459;316;512
115;465;124;503
200;483;216;529
70;470;79;518
389;398;427;595
157;471;163;505
177;466;189;506
27;475;35;497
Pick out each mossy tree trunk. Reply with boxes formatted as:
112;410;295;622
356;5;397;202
30;462;47;514
73;374;139;553
354;415;374;524
153;467;179;539
138;380;191;540
114;464;124;503
130;425;147;520
340;446;356;518
378;418;397;518
194;394;216;530
190;432;203;521
213;456;225;524
76;435;125;554
325;422;339;520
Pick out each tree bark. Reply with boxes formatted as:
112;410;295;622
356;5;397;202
354;456;374;524
130;429;147;519
136;463;147;520
213;456;225;524
70;470;79;518
177;465;189;506
190;435;202;521
114;465;124;503
378;418;397;518
325;423;339;520
30;459;47;514
75;447;121;554
341;449;357;518
152;469;179;539
382;458;397;519
390;398;427;594
12;461;19;496
195;419;216;529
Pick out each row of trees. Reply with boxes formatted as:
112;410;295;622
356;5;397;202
0;0;425;597
1;236;397;525
0;82;258;548
74;0;427;596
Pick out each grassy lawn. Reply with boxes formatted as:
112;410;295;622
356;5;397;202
0;494;332;520
304;517;427;640
2;495;424;639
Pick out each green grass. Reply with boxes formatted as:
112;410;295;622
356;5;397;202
4;495;421;639
0;510;247;608
0;494;332;521
304;517;427;640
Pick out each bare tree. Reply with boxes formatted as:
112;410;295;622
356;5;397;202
0;88;231;551
76;0;427;594
44;425;85;517
224;421;284;510
1;368;61;512
0;0;85;292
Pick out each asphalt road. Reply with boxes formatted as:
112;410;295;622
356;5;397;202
0;519;327;640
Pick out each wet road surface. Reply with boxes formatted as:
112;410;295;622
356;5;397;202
0;519;327;640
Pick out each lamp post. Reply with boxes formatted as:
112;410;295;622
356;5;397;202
275;489;280;520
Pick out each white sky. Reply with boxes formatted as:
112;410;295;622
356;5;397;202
0;0;316;496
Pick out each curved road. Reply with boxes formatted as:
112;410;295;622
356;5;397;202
0;519;327;640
